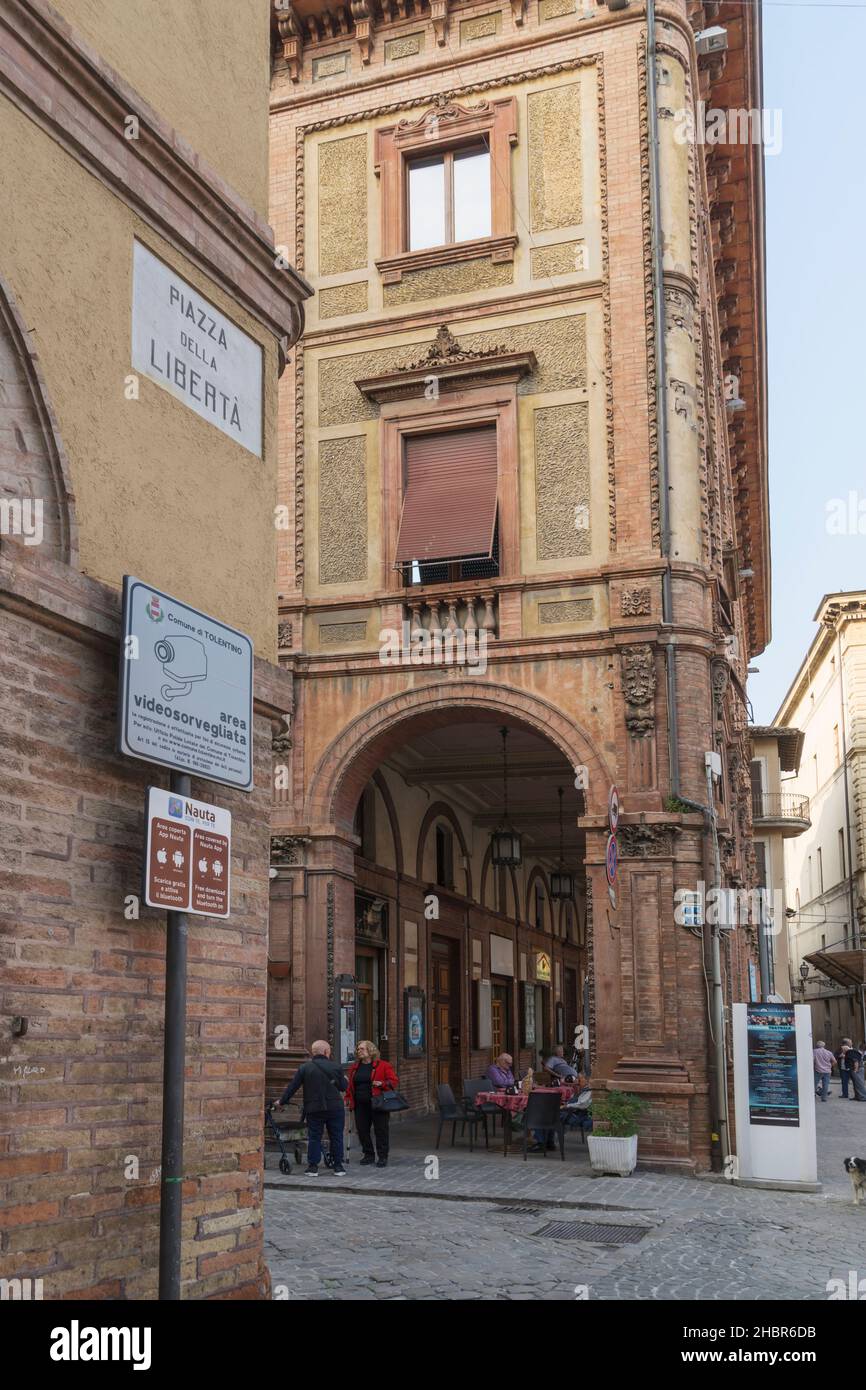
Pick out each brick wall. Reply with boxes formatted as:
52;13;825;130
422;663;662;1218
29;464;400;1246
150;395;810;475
0;554;290;1299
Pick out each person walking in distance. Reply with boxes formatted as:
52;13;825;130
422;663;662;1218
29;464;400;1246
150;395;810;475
837;1039;853;1099
845;1040;866;1102
346;1040;399;1168
812;1040;835;1101
276;1040;348;1176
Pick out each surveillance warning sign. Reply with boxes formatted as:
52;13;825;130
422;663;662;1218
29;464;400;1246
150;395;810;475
145;787;231;918
118;577;253;790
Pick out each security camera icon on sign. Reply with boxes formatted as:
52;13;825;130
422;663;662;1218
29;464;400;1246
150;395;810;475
154;636;207;700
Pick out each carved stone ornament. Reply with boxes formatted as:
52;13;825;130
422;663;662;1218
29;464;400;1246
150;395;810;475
271;714;293;756
711;659;729;723
621;645;657;738
620;586;651;618
270;835;310;865
403;324;505;371
618;822;679;858
278;620;293;650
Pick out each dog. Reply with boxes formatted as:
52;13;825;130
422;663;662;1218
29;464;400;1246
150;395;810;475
844;1156;866;1204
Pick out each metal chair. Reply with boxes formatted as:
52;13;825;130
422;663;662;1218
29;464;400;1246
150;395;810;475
435;1083;489;1151
464;1076;500;1135
522;1090;565;1160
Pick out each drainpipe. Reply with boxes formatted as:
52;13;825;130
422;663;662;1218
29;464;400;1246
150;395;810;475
647;1;730;1167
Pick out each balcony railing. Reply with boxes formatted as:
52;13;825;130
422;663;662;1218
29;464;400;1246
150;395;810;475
403;589;498;640
752;791;811;824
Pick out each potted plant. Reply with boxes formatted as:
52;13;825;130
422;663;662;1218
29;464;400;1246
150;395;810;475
587;1090;644;1176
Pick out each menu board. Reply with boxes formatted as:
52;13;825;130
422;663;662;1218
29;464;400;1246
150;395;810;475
747;1003;799;1128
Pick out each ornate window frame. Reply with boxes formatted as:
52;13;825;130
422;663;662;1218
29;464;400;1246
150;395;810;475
374;96;518;284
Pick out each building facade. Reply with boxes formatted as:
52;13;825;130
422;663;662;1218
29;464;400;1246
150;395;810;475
748;724;808;1000
1;0;307;1297
774;593;866;1047
268;0;769;1169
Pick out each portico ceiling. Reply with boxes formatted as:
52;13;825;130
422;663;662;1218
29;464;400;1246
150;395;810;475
384;721;586;865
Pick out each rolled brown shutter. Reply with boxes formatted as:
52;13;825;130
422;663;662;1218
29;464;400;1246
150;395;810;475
395;426;498;564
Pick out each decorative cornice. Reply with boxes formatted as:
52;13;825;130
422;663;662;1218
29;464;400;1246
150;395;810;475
355;326;536;403
375;233;518;285
2;0;310;345
618;822;681;858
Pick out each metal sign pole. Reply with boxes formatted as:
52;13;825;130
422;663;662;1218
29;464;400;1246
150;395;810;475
158;771;190;1300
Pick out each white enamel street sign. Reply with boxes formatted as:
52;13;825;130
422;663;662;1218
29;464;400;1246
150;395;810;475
119;577;253;790
145;787;231;919
131;239;263;456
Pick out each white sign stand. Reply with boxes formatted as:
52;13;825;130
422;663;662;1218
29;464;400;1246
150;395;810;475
732;1002;819;1191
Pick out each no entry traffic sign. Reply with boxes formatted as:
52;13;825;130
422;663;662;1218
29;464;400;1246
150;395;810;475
605;832;618;886
144;787;231;918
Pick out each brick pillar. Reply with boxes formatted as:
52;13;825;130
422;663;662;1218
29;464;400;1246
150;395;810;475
304;834;356;1047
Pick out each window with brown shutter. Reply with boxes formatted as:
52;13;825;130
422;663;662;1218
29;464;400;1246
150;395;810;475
396;425;498;585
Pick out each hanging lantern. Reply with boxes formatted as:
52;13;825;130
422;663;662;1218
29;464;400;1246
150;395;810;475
549;785;575;900
490;727;522;867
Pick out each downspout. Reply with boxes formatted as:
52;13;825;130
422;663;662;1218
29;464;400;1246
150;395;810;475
647;0;730;1166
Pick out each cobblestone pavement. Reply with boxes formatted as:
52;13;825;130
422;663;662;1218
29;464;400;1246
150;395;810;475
265;1089;866;1300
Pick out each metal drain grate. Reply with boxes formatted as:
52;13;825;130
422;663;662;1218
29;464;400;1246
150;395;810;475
499;1205;543;1216
532;1221;648;1245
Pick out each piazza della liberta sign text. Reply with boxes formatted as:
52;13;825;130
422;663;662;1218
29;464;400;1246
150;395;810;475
131;239;263;457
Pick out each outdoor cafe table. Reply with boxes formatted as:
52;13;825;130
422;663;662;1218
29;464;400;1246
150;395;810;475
475;1085;576;1155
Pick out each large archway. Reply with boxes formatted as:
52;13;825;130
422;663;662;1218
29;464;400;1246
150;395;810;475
280;679;607;1113
305;679;614;832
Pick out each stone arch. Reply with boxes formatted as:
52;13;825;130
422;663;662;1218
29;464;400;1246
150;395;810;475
0;272;77;564
371;769;403;876
415;800;472;898
306;679;613;833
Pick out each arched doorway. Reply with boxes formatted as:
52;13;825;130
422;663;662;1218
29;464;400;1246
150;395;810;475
271;680;610;1110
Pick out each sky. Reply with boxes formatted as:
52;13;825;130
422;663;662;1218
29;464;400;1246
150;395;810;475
748;0;866;722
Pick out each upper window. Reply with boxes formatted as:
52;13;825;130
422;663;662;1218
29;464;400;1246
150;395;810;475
375;97;517;280
407;146;492;251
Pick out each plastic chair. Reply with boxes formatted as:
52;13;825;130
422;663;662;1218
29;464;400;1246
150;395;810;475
464;1076;500;1134
522;1090;565;1160
436;1083;489;1151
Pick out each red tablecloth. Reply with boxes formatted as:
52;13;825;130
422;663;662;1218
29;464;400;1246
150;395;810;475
475;1085;574;1113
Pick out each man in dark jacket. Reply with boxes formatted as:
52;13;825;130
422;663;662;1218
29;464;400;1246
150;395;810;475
276;1040;348;1176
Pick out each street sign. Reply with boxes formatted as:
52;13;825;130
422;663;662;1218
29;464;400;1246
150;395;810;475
119;576;253;790
131;240;263;457
608;784;620;833
144;787;231;918
605;832;618;885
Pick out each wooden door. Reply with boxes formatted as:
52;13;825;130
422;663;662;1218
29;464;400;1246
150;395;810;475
431;936;461;1097
491;982;510;1057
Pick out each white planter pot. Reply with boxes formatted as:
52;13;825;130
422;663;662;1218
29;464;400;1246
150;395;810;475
587;1133;638;1176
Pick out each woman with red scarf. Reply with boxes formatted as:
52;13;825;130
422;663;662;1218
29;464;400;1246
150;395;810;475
346;1040;399;1168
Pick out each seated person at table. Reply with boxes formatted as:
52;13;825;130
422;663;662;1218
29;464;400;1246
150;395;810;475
486;1053;516;1090
544;1045;579;1084
530;1071;589;1151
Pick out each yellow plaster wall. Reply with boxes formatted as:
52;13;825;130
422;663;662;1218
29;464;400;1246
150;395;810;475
53;0;270;215
0;97;280;656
